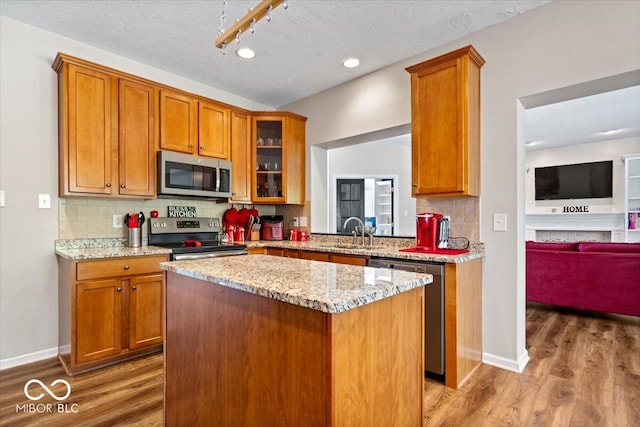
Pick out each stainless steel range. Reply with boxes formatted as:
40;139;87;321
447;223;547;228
148;217;247;260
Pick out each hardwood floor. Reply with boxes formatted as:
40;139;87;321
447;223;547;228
1;304;638;426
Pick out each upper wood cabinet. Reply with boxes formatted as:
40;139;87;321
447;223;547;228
53;54;157;198
159;89;197;154
159;90;230;160
118;79;157;197
406;45;485;197
198;99;230;159
252;112;307;204
230;109;252;203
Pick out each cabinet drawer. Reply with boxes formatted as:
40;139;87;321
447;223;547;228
76;256;167;281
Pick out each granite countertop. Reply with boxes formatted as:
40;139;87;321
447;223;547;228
161;255;433;314
55;238;172;260
248;237;485;264
54;235;484;263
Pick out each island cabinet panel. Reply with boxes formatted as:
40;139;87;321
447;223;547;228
329;286;424;426
165;273;424;426
165;273;329;426
406;45;484;197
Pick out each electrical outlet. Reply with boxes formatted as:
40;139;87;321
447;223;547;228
0;190;5;208
113;214;123;228
299;216;308;227
292;217;299;227
38;193;51;209
493;213;507;232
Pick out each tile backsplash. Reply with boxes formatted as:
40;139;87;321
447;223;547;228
415;197;479;242
58;198;278;241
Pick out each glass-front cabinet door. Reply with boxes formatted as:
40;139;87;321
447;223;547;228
253;117;284;202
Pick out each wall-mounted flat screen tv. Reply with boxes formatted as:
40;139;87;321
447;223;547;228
534;160;613;201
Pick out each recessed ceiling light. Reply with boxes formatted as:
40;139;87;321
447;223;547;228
236;48;255;59
525;140;542;147
598;128;622;135
341;57;360;68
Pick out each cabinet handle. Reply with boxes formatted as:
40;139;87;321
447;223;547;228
132;286;137;291
200;145;204;150
189;144;194;149
106;183;111;188
120;184;125;188
117;287;122;292
412;183;418;187
124;265;130;270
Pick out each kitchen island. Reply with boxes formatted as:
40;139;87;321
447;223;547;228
160;255;432;426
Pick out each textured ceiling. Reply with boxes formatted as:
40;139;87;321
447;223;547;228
3;0;638;150
0;0;550;108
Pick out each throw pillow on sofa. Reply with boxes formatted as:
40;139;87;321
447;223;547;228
577;242;640;253
526;241;577;251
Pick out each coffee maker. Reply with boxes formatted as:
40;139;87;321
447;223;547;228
416;213;450;251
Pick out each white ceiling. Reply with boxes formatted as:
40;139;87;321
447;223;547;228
1;0;638;150
0;0;549;107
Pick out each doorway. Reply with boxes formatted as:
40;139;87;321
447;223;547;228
335;177;395;235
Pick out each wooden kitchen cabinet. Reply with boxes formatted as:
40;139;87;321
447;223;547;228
118;78;157;197
198;99;230;159
252;112;307;204
58;255;167;374
406;45;485;197
159;89;231;160
270;248;368;266
53;54;157;198
230;109;252;203
159;89;197;154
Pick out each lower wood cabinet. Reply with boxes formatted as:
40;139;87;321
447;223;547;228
268;248;368;266
58;255;167;374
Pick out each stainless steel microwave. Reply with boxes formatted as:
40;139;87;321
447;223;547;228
157;150;232;199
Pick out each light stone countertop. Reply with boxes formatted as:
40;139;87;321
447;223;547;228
247;237;485;264
54;235;485;263
55;238;172;260
161;255;433;314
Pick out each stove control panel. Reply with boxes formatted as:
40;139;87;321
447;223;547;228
149;217;221;234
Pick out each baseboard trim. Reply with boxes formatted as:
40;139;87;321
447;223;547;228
482;349;529;373
0;347;58;371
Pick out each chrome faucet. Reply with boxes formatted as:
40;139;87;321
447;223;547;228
342;216;374;247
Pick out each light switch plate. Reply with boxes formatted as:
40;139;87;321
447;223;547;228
113;214;123;228
38;193;51;209
493;213;507;232
299;216;308;227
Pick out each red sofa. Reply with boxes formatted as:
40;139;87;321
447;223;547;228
526;241;640;317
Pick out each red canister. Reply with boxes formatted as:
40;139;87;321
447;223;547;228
290;228;299;241
225;225;235;244
234;226;245;243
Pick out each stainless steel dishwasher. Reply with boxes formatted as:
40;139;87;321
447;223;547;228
368;257;445;380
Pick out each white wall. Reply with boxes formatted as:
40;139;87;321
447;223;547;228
283;1;640;371
0;16;271;366
525;137;640;213
326;136;415;236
